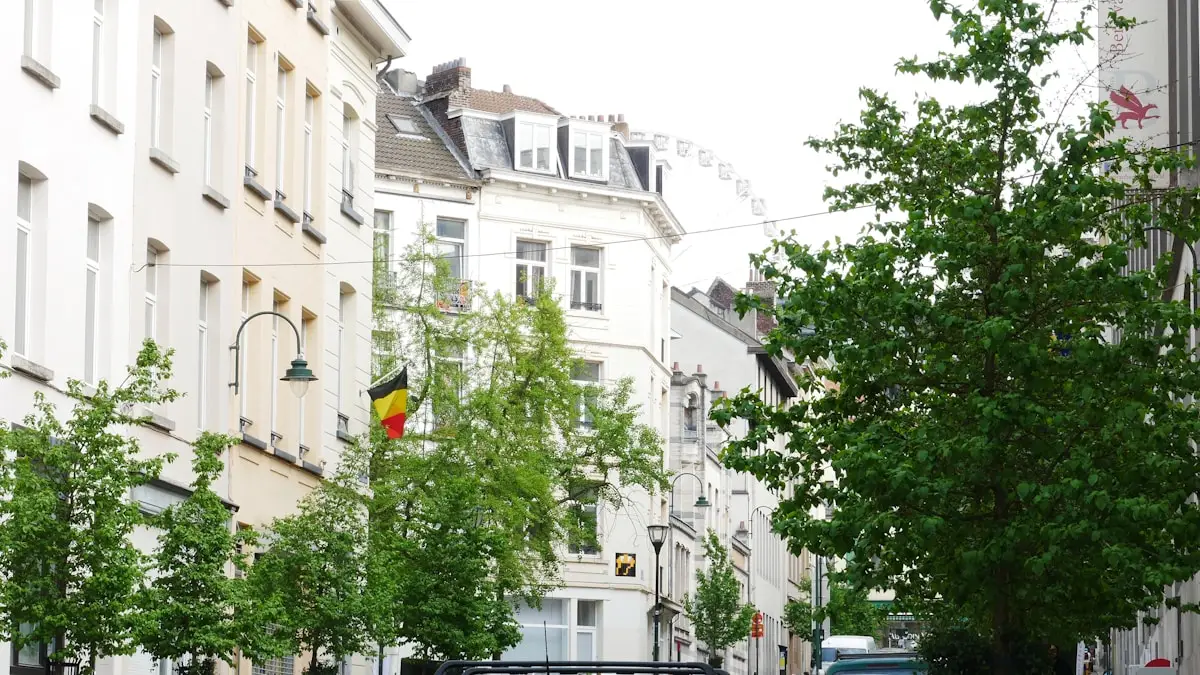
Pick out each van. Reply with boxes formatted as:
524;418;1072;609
820;636;879;675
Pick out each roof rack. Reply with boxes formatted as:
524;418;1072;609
836;653;919;662
434;662;722;675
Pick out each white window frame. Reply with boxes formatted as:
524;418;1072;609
336;293;347;411
298;315;309;452
514;239;547;302
435;218;466;281
240;281;251;423
84;217;101;384
150;29;163;149
270;299;280;442
575;600;600;660
203;71;214;186
144;247;158;342
341;112;354;196
275;64;288;198
198;279;209;430
569;245;602;312
572;361;601;428
14;175;32;358
303;92;314;218
245;37;259;174
571;128;606;179
91;0;104;105
23;0;38;59
515;120;553;172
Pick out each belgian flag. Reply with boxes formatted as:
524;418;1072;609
368;366;408;439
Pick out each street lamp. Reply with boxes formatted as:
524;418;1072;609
746;504;774;675
666;471;711;623
229;310;317;398
648;523;669;661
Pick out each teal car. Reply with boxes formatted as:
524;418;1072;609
825;653;927;675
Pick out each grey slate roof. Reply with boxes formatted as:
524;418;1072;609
608;139;643;189
375;92;475;182
461;116;512;171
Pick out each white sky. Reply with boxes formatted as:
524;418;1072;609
382;0;1097;292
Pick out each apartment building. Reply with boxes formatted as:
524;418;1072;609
2;1;406;674
374;60;685;662
669;281;802;675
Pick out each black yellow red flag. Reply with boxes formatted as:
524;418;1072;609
368;366;408;439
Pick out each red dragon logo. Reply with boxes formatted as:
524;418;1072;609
1109;85;1160;129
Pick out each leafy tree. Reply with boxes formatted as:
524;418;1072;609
713;1;1200;672
136;433;256;675
684;530;756;666
823;580;887;638
0;341;179;674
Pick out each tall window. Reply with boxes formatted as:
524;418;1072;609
197;279;209;430
270;298;280;442
91;0;104;105
303;92;314;219
245;37;259;175
203;71;214;185
14;175;32;357
572;361;601;428
576;601;599;660
298;315;310;452
336;291;348;411
569;246;602;311
84;218;100;384
23;0;49;63
150;28;163;148
144;247;158;341
274;64;288;199
568;486;599;555
572;130;604;178
341;107;356;206
240;280;251;423
435;218;465;280
373;211;392;263
514;240;546;302
516;121;552;171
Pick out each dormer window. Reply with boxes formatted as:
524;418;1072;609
516;120;553;171
572;130;605;178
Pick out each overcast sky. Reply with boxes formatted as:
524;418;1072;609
382;0;1097;292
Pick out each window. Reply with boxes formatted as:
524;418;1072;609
91;0;104;104
275;63;289;199
240;280;251;423
572;130;604;178
197;279;210;430
203;70;215;185
435;218;466;280
84;218;100;384
516;121;552;171
572;361;601;428
14;175;32;357
251;656;294;675
303;91;315;219
684;393;698;432
514;240;546;302
336;291;349;411
23;0;50;64
245;36;260;174
576;601;599;660
568;486;599;555
12;622;52;674
569;246;602;311
505;600;568;661
373;211;392;263
144;247;158;342
298;315;311;452
341;106;357;206
150;28;163;148
270;298;281;442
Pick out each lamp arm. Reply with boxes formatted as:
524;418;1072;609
229;310;305;394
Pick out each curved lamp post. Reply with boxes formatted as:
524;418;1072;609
665;470;711;660
647;523;669;661
741;504;775;675
229;310;317;398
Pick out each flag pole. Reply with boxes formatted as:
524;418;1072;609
367;363;405;392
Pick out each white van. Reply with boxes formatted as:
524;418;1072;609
819;636;878;675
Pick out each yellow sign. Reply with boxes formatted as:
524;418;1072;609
615;552;637;577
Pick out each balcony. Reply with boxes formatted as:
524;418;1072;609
570;300;603;312
437;280;473;312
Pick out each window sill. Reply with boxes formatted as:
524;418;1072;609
21;55;60;90
274;199;301;223
11;355;54;382
515;165;557;177
301;218;327;244
566;309;609;322
240;432;268;451
135;406;177;433
244;175;271;200
203;186;231;210
149;148;181;175
272;446;298;463
340;201;365;225
216;0;233;6
307;8;330;35
336;428;354;443
301;460;324;477
89;104;125;135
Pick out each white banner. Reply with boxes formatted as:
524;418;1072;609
1098;0;1171;188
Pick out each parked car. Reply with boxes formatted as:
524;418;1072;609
825;652;926;675
820;636;880;675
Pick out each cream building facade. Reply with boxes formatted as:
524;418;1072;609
1;1;405;675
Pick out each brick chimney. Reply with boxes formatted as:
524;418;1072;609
426;58;471;102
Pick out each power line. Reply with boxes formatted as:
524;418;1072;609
135;206;872;271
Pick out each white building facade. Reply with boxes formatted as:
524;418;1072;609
374;61;685;664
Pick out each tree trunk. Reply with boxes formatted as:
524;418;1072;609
377;644;384;675
992;589;1013;675
310;649;319;673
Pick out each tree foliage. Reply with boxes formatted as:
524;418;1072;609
712;0;1200;670
0;341;179;674
137;433;256;675
783;579;886;639
684;530;756;662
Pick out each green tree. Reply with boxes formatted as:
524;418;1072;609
783;579;883;640
712;1;1200;672
136;433;256;675
0;341;179;675
685;531;756;666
